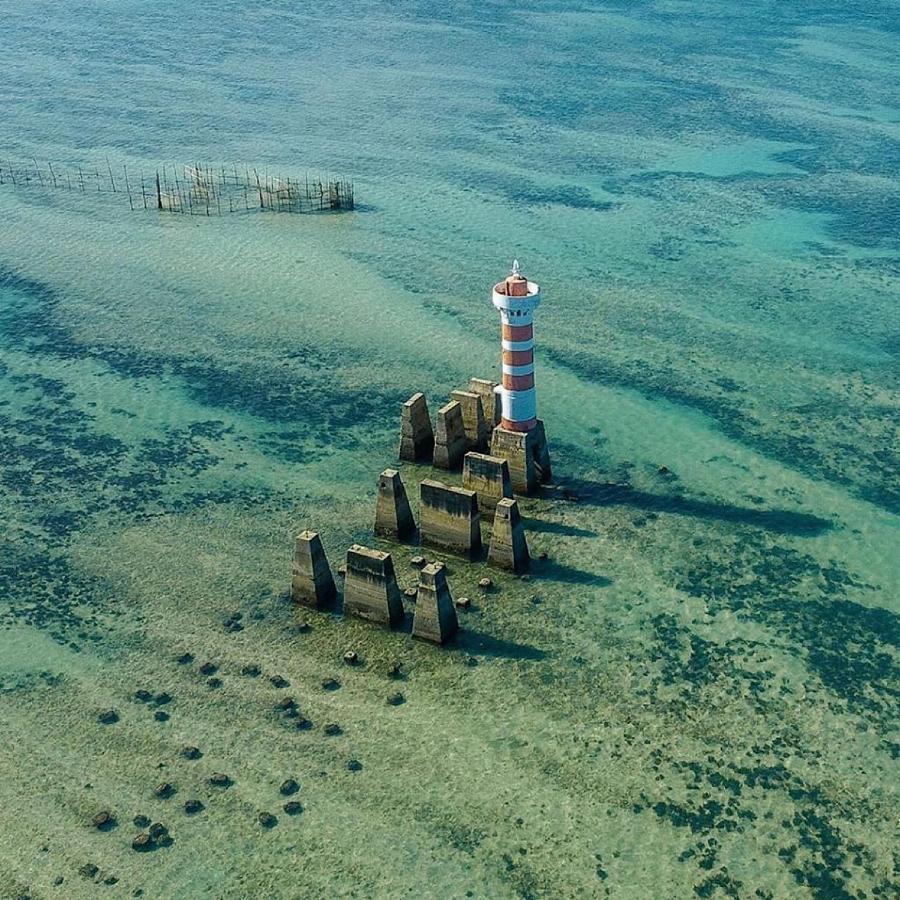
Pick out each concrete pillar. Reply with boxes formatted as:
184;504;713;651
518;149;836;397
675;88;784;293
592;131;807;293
433;400;466;470
291;531;337;608
419;478;482;559
343;544;404;628
399;392;434;462
462;452;512;518
450;389;489;451
412;563;459;644
468;377;501;427
488;498;530;573
489;420;551;494
374;469;416;539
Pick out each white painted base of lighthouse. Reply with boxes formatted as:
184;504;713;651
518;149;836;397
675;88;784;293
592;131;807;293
489;420;552;495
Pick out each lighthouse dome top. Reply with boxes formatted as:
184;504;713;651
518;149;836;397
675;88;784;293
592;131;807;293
492;260;541;311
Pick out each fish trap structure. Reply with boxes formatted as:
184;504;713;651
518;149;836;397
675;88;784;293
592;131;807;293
0;157;354;216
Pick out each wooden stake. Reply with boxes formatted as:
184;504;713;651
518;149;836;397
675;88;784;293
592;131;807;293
123;164;133;210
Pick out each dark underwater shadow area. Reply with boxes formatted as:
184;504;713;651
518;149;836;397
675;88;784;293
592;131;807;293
453;628;548;661
556;478;833;537
523;517;598;538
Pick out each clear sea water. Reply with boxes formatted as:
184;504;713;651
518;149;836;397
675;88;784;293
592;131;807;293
0;1;897;897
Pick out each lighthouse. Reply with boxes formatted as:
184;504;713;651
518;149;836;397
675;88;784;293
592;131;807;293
489;261;552;493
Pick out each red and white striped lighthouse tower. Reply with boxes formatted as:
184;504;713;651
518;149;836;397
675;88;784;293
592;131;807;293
493;259;540;431
489;261;551;493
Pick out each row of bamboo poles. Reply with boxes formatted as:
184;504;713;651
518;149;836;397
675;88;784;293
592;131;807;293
0;158;354;215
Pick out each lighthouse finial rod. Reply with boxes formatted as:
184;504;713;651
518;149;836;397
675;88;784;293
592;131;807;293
511;258;520;277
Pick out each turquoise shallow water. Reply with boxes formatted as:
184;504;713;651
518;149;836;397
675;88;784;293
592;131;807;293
0;1;898;898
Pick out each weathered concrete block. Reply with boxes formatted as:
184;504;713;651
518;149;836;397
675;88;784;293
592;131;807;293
433;400;466;470
419;478;482;559
450;389;489;451
488;498;530;573
490;420;552;494
462;452;512;518
291;531;337;608
468;378;501;427
399;392;434;462
343;544;404;628
412;563;459;644
374;469;416;539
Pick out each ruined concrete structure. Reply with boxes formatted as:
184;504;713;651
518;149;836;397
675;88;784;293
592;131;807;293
489;261;552;493
343;544;404;628
399;392;434;462
291;530;337;608
490;422;551;495
450;389;489;452
468;377;501;428
432;400;467;470
462;452;512;518
412;563;459;644
374;469;416;539
488;498;530;573
419;478;482;559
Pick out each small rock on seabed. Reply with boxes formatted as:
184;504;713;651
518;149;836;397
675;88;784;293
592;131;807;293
92;811;115;831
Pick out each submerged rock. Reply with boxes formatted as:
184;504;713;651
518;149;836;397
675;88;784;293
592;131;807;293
92;811;116;831
342;651;358;666
240;664;261;677
347;759;363;772
131;833;153;852
258;812;277;829
279;779;299;796
282;801;303;815
208;773;232;788
149;823;171;846
183;800;204;815
387;692;405;706
133;815;150;828
269;675;289;688
78;863;99;878
198;662;218;677
153;710;170;722
324;723;342;736
153;783;175;800
97;709;119;725
321;678;340;691
181;746;202;760
175;653;194;665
